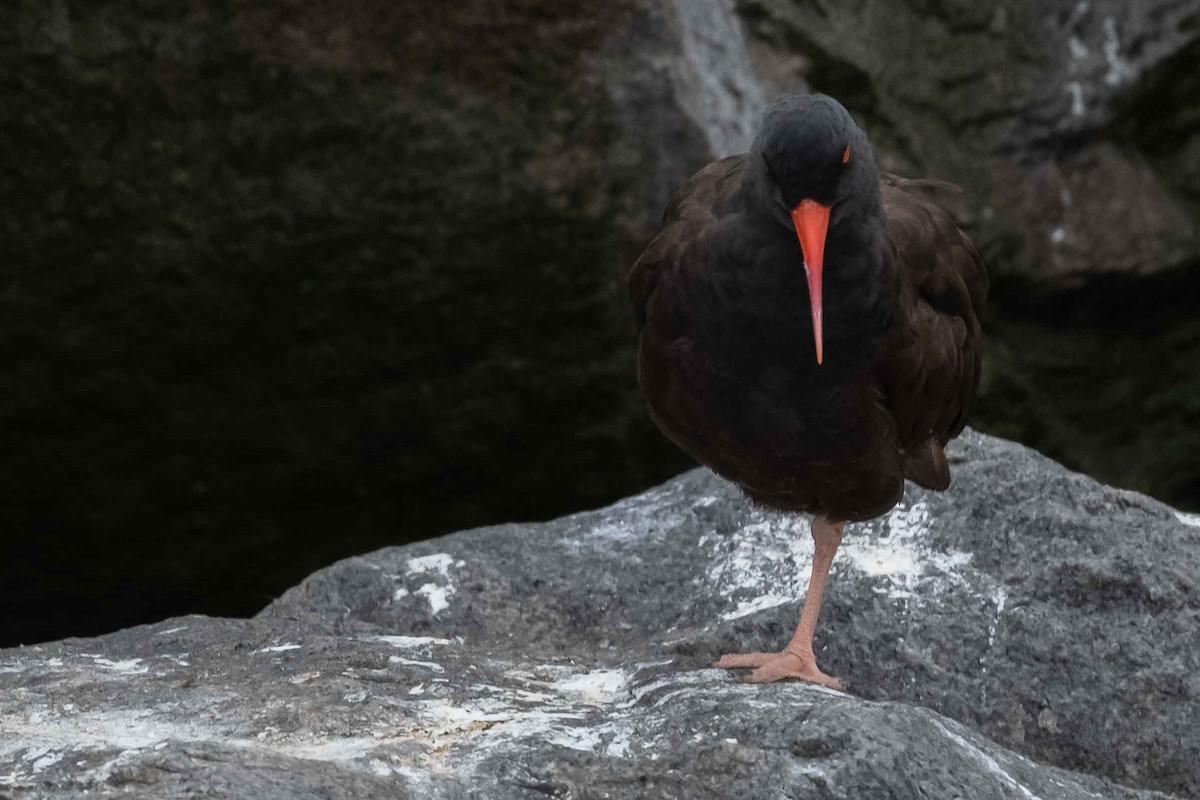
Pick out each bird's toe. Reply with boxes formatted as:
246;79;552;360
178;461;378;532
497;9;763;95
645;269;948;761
715;652;774;669
719;650;845;690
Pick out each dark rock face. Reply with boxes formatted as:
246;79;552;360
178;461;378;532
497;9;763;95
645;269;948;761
736;0;1200;284
0;0;721;645
972;269;1200;519
2;431;1198;798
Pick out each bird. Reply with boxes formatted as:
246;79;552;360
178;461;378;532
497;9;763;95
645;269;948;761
628;93;988;688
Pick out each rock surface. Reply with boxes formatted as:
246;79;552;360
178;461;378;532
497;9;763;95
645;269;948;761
3;430;1198;798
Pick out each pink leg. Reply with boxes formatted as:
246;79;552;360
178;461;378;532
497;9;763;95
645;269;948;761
716;516;845;688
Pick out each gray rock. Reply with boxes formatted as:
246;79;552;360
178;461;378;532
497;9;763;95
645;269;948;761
3;430;1197;798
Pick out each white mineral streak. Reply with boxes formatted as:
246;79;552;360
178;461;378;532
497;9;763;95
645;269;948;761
416;582;455;615
374;635;452;648
406;553;457;578
548;669;630;705
566;480;691;550
1176;512;1200;529
84;656;149;675
402;553;463;614
933;720;1044;800
1067;82;1083;117
389;656;445;673
987;587;1008;650
1101;16;1134;86
0;709;222;783
707;501;973;620
672;0;765;158
0;661;683;787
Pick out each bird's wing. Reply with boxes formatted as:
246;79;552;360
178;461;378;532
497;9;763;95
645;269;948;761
628;156;745;330
875;175;988;488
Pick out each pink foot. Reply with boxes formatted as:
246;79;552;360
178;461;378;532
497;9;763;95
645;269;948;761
715;651;844;690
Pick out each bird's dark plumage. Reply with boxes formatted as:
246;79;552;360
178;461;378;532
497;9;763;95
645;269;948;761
629;94;987;523
630;94;988;686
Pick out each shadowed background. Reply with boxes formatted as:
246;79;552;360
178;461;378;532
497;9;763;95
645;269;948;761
2;0;1198;647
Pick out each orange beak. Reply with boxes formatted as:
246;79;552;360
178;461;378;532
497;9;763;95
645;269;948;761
790;199;831;365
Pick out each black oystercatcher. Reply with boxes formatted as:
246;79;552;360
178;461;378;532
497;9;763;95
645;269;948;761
629;94;987;688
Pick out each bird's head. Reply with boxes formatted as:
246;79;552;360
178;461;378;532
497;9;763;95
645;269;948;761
753;94;875;365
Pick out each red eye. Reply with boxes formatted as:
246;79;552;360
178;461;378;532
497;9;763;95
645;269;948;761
842;146;851;164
